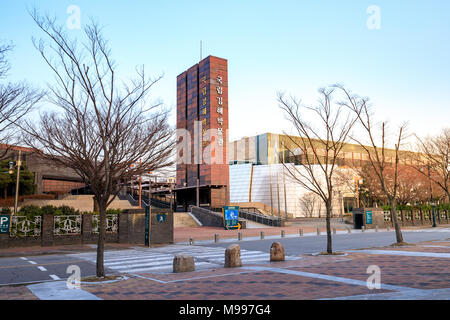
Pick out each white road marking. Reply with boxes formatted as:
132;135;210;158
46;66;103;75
49;275;60;280
28;261;37;265
27;281;102;300
38;266;47;272
68;245;301;274
243;266;419;292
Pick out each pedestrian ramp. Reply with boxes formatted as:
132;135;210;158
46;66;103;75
67;245;300;274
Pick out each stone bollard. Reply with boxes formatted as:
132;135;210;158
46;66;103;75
375;225;379;232
281;230;285;238
214;234;219;243
333;228;336;235
387;226;390;232
347;227;351;234
260;231;265;240
189;237;194;245
317;228;320;236
173;255;195;273
299;229;303;236
270;242;285;262
361;226;365;232
225;244;242;268
238;232;242;241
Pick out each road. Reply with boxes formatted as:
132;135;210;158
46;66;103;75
0;228;449;287
200;228;450;255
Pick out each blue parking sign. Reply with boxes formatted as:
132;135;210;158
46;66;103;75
0;215;10;234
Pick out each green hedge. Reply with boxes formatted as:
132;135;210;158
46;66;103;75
382;204;450;211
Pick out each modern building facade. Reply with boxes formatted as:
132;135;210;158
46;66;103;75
174;56;229;211
1;145;85;195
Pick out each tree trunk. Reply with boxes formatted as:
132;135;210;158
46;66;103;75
326;201;332;254
389;198;404;244
96;198;106;277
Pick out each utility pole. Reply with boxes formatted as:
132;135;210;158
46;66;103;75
148;172;152;208
13;150;21;215
138;159;142;209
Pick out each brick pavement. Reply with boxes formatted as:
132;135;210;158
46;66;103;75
1;237;450;300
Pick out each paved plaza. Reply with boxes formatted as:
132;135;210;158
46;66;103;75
1;228;449;300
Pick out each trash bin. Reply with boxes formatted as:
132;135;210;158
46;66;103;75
352;208;365;230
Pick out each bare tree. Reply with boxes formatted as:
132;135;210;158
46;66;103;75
299;192;317;218
0;43;43;157
337;84;406;244
23;12;174;277
413;128;450;202
278;86;358;254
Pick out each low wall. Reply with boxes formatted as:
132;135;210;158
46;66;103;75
190;206;247;229
0;208;173;248
191;206;224;227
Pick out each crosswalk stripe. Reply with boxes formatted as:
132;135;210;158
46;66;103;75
106;256;174;266
68;245;300;274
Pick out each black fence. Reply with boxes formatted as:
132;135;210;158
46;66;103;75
239;209;282;227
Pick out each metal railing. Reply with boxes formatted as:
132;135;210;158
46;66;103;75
10;216;42;237
54;215;82;235
239;209;282;227
92;214;119;234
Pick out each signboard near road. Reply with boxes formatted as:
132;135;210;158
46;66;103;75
0;215;10;234
156;213;167;223
223;206;240;230
366;210;373;224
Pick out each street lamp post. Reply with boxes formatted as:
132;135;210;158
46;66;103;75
428;164;437;228
13;150;22;216
431;200;438;228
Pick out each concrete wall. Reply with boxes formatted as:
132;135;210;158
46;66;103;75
191;206;224;227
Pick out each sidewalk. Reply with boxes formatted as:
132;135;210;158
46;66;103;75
3;238;449;300
0;225;446;258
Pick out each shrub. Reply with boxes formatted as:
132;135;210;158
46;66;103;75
18;205;42;219
0;207;11;214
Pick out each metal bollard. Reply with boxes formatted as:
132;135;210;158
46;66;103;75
281;230;285;238
189;237;194;245
299;229;303;236
214;234;219;243
317;228;320;236
333;228;336;235
260;231;265;240
238;232;242;241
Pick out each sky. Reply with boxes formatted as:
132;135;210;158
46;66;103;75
1;0;449;143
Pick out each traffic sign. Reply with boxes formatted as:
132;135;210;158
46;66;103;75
156;213;167;223
0;215;10;234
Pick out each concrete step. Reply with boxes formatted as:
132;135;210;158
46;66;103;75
174;212;201;227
